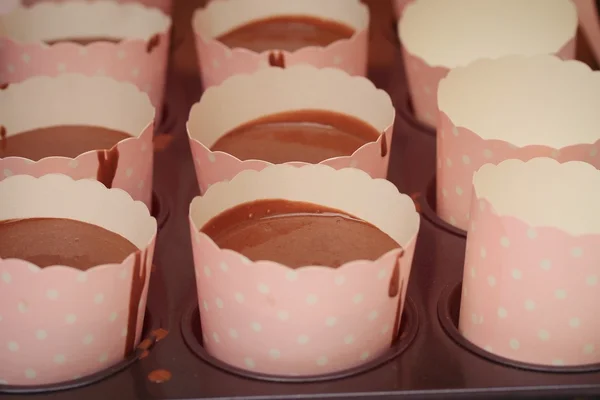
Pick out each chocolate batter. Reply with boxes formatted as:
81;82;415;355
210;110;382;164
0;125;131;161
0;218;138;270
201;199;400;269
216;16;355;53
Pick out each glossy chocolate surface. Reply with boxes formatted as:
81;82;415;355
0;217;138;270
210;110;381;163
201;199;399;268
0;125;131;161
216;16;355;53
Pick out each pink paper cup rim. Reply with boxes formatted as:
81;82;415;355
190;164;418;271
0;74;155;206
435;55;600;230
191;0;369;56
0;0;171;47
187;65;395;191
398;0;577;70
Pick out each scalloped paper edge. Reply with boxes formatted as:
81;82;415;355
0;173;157;272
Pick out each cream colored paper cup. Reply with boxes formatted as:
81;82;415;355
398;0;577;127
0;0;171;120
0;74;155;209
460;158;600;366
0;174;157;385
188;164;420;376
192;0;369;88
187;65;395;193
436;55;600;231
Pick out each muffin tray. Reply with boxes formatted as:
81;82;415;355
2;1;600;399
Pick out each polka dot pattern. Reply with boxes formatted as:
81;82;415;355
459;197;600;366
195;22;368;89
192;232;415;376
0;123;154;209
0;34;168;110
0;253;153;385
436;112;600;231
189;126;392;195
401;47;450;128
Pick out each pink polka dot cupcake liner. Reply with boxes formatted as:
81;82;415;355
0;0;18;15
191;0;369;89
0;0;172;121
0;174;157;385
0;74;156;209
398;0;577;128
21;0;173;14
187;65;396;193
460;158;600;366
188;164;420;376
436;55;600;232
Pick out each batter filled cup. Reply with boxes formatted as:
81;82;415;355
436;55;600;231
188;164;420;376
460;158;600;367
0;0;171;121
0;174;157;385
398;0;577;128
0;74;155;209
187;65;395;193
192;0;369;88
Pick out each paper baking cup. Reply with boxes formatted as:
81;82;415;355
398;0;578;127
436;55;600;231
21;0;173;14
192;0;369;88
188;65;395;193
0;74;155;209
0;0;171;115
0;174;157;385
459;158;600;366
0;0;18;15
188;164;420;376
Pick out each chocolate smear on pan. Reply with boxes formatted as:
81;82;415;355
0;126;6;151
388;251;405;345
146;34;160;53
124;250;149;357
96;146;119;189
148;369;171;384
151;328;169;342
380;133;388;157
268;51;286;68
